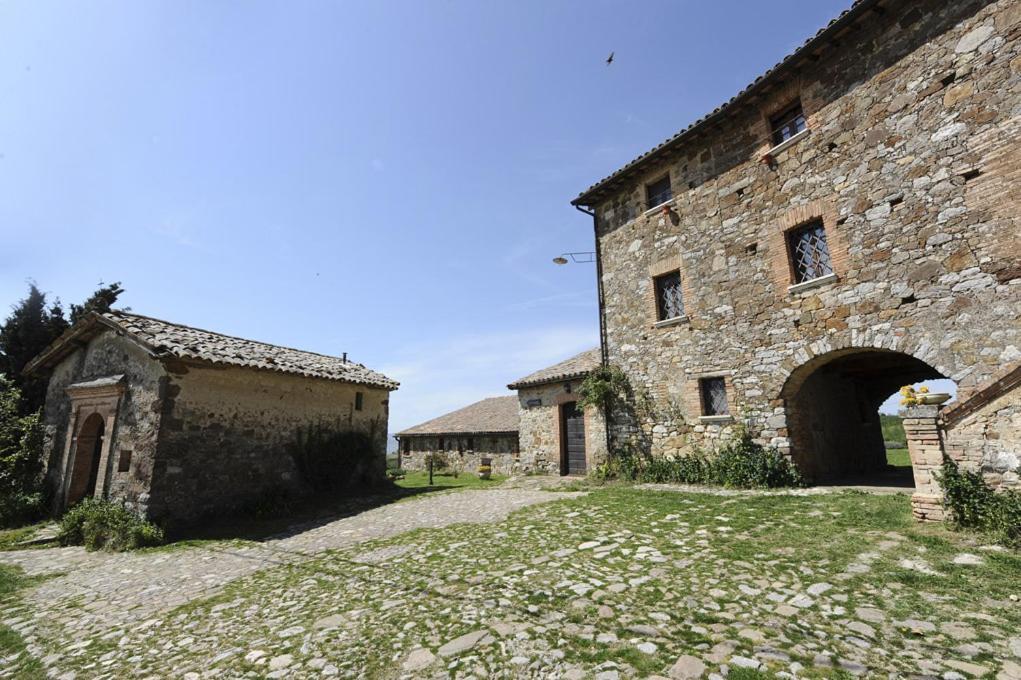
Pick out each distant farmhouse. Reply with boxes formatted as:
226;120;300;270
25;311;397;527
396;348;606;476
570;0;1020;518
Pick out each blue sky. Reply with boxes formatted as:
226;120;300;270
1;0;938;436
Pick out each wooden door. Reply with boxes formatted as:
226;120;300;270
561;402;587;475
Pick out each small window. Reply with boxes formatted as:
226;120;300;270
403;439;410;454
787;220;833;283
700;378;729;416
118;449;132;473
438;437;444;450
467;437;474;451
770;101;807;146
646;175;672;209
654;270;685;321
355;392;364;411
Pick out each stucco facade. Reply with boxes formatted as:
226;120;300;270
572;0;1020;499
28;311;397;527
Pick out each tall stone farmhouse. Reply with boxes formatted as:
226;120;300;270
571;0;1020;517
25;311;398;527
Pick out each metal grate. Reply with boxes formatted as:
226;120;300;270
646;175;673;209
787;220;833;283
770;102;807;146
701;377;729;416
655;271;685;320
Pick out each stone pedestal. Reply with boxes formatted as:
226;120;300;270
901;405;945;522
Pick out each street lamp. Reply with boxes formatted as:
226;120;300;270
553;251;595;265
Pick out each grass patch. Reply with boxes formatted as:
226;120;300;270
880;414;905;442
395;470;506;490
886;448;910;467
0;522;47;551
0;564;46;678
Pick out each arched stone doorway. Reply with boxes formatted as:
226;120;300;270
780;348;947;484
67;413;106;506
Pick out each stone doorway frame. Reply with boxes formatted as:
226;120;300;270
59;376;126;510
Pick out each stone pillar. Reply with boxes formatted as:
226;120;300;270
901;405;945;522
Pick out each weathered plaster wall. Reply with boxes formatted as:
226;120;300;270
150;363;390;525
517;380;608;475
42;330;164;514
592;0;1020;481
398;434;520;476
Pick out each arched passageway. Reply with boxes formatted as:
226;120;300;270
781;349;947;484
67;413;105;506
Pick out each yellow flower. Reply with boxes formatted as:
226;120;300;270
919;386;929;393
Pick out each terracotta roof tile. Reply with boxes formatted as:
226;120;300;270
508;348;601;389
397;396;519;436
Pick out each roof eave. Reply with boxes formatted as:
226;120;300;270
570;0;881;208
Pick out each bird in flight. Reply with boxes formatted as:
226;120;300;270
606;51;614;66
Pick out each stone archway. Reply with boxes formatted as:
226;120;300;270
779;348;947;483
67;413;106;506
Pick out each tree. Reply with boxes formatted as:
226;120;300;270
0;281;125;414
70;281;124;325
0;285;69;413
0;374;45;526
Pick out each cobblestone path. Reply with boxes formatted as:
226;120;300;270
0;481;578;642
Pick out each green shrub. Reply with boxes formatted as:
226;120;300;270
938;456;1021;548
0;376;46;528
577;364;629;411
597;432;802;489
58;498;164;551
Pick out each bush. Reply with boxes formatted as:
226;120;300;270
577;364;629;411
597;433;802;489
58;498;164;551
0;376;46;528
938;456;1021;548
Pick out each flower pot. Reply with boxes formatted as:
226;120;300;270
478;470;491;480
918;393;951;405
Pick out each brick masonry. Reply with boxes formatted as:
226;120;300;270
577;0;1020;491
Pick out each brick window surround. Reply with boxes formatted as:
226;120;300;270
683;373;735;421
768;200;849;293
647;255;694;326
787;219;833;283
769;100;808;147
654;271;685;320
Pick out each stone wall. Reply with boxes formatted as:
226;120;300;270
41;329;165;515
589;0;1020;483
150;362;390;525
517;380;608;475
942;365;1021;490
398;434;519;476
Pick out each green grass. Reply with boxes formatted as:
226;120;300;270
0;564;47;678
394;470;507;490
0;523;45;551
886;447;911;467
880;414;905;443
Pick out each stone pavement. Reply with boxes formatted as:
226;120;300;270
0;479;579;641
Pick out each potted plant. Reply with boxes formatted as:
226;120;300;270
478;464;492;480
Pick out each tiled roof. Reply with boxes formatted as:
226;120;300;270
508;348;601;390
397;396;519;436
25;310;399;390
572;0;876;207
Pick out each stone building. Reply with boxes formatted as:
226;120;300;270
570;0;1020;515
509;348;607;476
396;349;607;477
25;311;398;527
395;396;520;475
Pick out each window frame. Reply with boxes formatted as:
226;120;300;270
354;392;364;411
786;219;834;285
645;174;673;210
699;377;730;417
769;101;808;147
653;269;685;322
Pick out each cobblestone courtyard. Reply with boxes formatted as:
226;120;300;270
2;481;1021;679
